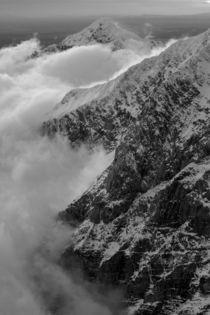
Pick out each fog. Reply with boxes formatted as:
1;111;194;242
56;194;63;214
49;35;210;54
0;36;174;314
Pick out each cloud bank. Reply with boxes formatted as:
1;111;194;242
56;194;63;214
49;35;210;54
0;36;175;314
0;38;117;315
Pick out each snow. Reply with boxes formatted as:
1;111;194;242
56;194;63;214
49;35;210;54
100;242;120;265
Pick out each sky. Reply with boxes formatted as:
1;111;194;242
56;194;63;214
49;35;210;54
1;0;210;20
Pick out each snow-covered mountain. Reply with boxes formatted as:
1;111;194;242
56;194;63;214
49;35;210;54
42;30;210;151
44;17;158;54
42;23;210;314
62;17;143;49
66;17;158;51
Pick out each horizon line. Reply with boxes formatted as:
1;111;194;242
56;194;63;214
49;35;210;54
1;11;210;21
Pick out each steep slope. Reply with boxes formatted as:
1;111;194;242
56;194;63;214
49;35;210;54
53;29;210;314
61;159;210;315
42;30;209;151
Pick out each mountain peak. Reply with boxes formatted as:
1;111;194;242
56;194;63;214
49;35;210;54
87;16;118;28
61;17;144;50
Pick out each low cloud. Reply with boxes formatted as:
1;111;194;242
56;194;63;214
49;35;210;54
0;38;116;315
0;135;113;315
0;35;175;314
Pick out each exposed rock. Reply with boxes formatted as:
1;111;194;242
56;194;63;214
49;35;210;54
50;28;210;314
205;138;210;154
61;160;210;314
60;17;155;52
42;30;210;153
200;275;210;294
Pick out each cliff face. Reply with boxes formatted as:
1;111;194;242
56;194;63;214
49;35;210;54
61;159;210;315
43;28;210;314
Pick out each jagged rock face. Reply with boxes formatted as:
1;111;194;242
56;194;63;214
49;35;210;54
61;159;210;314
51;29;210;314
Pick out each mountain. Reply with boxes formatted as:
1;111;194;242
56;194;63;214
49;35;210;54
42;30;210;151
44;17;158;54
42;26;210;314
62;17;142;49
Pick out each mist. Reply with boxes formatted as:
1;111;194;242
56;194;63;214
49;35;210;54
0;36;175;314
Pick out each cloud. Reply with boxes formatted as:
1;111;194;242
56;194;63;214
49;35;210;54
0;36;175;314
41;45;121;86
0;38;160;132
0;38;117;315
0;134;113;315
39;41;159;87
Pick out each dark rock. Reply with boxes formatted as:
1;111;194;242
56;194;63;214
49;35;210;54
205;139;210;154
52;29;210;315
200;276;210;294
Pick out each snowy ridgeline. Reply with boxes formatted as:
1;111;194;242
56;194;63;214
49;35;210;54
41;20;210;315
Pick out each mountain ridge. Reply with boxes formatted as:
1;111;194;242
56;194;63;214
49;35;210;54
42;22;210;314
44;17;158;54
42;28;210;150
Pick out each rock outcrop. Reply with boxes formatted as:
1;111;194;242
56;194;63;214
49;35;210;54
61;159;210;314
44;27;210;314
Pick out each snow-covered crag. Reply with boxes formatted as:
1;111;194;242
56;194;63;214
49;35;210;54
42;25;210;314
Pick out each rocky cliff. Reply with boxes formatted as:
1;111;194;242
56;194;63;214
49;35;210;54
43;27;210;314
